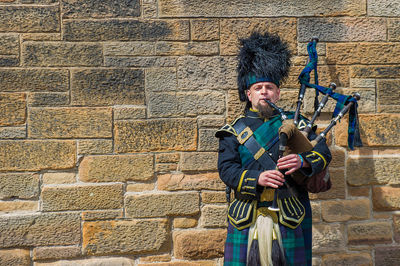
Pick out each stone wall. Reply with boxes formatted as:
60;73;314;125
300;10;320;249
0;0;399;265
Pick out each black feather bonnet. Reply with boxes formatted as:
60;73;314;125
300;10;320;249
237;31;291;102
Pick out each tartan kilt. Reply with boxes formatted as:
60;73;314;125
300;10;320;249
223;197;312;266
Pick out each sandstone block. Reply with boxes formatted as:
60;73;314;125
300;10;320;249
126;183;155;192
71;69;145;106
311;201;321;223
28;92;69;106
201;205;228;228
321;199;370;222
156;153;180;163
36;257;135;266
0;55;19;67
142;0;157;18
79;155;154;182
43;172;76;184
126;192;199;218
104;41;155;56
83;219;169;255
146;67;177;92
148;91;225;117
77;139;113;155
227;90;246;122
0;127;26;139
388;19;400;41
0;6;59;32
220;18;297;55
372;186;400;211
0;140;76;171
158;172;224;191
177;56;236;89
309;169;345;200
63;19;189;41
326;43;360;65
350;78;376;88
377;80;400;108
28;107;112;139
199;129;219;151
0;201;38;212
0;69;69;92
394;215;400;243
0;93;26;126
62;0;140;19
347;221;392;244
336;114;400;147
139;254;171;263
156;41;219;56
0;249;30;265
0;34;19;55
0;212;80;247
81;210;123;221
0;173;39;199
115;118;197;153
22;42;102;67
106;56;177;68
191;19;219;41
180;152;218;172
173;229;225;259
348;187;370;197
368;0;400;16
198;117;225;128
375;246;400;266
298;18;386;42
114;106;146;120
156;163;178;173
322;253;372;266
21;32;61;41
351;65;400;78
312;224;345;253
33;246;81;261
41;183;123;211
347;157;400;186
328;147;345;168
173;217;198;228
159;0;365;17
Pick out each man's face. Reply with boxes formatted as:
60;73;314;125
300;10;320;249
246;81;280;111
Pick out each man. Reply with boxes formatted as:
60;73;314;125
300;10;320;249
216;32;331;266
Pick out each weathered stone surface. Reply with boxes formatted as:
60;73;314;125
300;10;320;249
0;140;76;171
156;41;219;56
348;186;370;197
394;215;400;243
83;219;169;255
71;69;144;106
79;155;154;182
336;114;400;147
43;172;76;184
199;129;219;151
62;0;140;18
298;18;386;42
106;56;177;68
173;218;198;228
104;41;155;56
309;169;345;200
33;246;81;260
191;19;219;41
347;221;392;244
159;0;365;17
177;56;236;89
227;90;246;123
180;152;218;172
377;80;400;108
0;249;30;265
347;157;400;186
321;199;370;222
156;163;178;173
368;0;400;16
146;67;177;92
36;257;135;266
388;19;400;41
148;91;225;118
220;18;297;55
22;42;102;67
63;19;189;41
311;201;321;223
156;153;180;163
0;212;80;247
114;106;146;120
41;183;123;211
0;69;69;92
372;186;400;211
0;55;19;67
142;0;157;18
198;117;225;128
350;78;376;88
0;34;19;55
201;205;228;228
0;127;25;139
126;182;155;192
0;173;39;200
115;118;197;153
0;201;38;212
321;253;372;266
375;246;400;266
158;172;224;191
174;229;225;259
312;224;345;253
351;65;400;78
0;6;59;32
21;32;61;41
328;147;345;168
28;92;70;106
77;139;113;155
82;210;123;221
0;93;26;126
126;192;199;218
28;107;112;139
139;254;171;263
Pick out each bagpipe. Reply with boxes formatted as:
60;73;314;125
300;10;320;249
265;37;363;227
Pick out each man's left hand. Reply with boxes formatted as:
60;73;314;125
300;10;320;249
277;154;310;175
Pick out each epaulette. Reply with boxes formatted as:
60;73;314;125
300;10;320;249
215;115;244;138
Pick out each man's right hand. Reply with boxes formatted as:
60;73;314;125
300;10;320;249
257;170;285;188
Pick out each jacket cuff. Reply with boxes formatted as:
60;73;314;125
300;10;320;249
299;150;327;177
237;170;260;197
